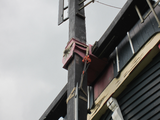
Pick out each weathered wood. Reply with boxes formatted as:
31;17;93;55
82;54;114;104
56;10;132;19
67;0;87;120
68;0;86;43
67;54;87;120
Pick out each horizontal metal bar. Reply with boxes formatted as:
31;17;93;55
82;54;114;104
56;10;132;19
63;17;69;22
64;6;68;10
79;0;86;5
79;0;94;11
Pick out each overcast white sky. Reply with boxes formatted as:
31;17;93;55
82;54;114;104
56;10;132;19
0;0;127;120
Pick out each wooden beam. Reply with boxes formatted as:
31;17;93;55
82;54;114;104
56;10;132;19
67;54;87;120
67;0;87;120
68;0;86;43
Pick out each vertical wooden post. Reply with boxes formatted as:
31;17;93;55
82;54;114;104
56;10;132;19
67;0;87;120
68;0;86;43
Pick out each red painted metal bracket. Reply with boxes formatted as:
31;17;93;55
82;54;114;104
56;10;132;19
62;38;87;69
87;45;108;85
62;39;108;85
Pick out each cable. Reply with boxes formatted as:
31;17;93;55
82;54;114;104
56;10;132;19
96;1;122;9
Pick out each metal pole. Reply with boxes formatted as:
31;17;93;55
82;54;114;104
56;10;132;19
116;47;120;73
127;32;135;54
75;83;79;120
87;86;90;110
67;0;87;120
135;5;144;23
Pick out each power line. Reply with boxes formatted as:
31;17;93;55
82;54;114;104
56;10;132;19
96;1;122;9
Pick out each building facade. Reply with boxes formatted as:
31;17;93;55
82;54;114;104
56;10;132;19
40;0;160;119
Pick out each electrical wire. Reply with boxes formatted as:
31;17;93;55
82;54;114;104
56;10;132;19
96;1;122;9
